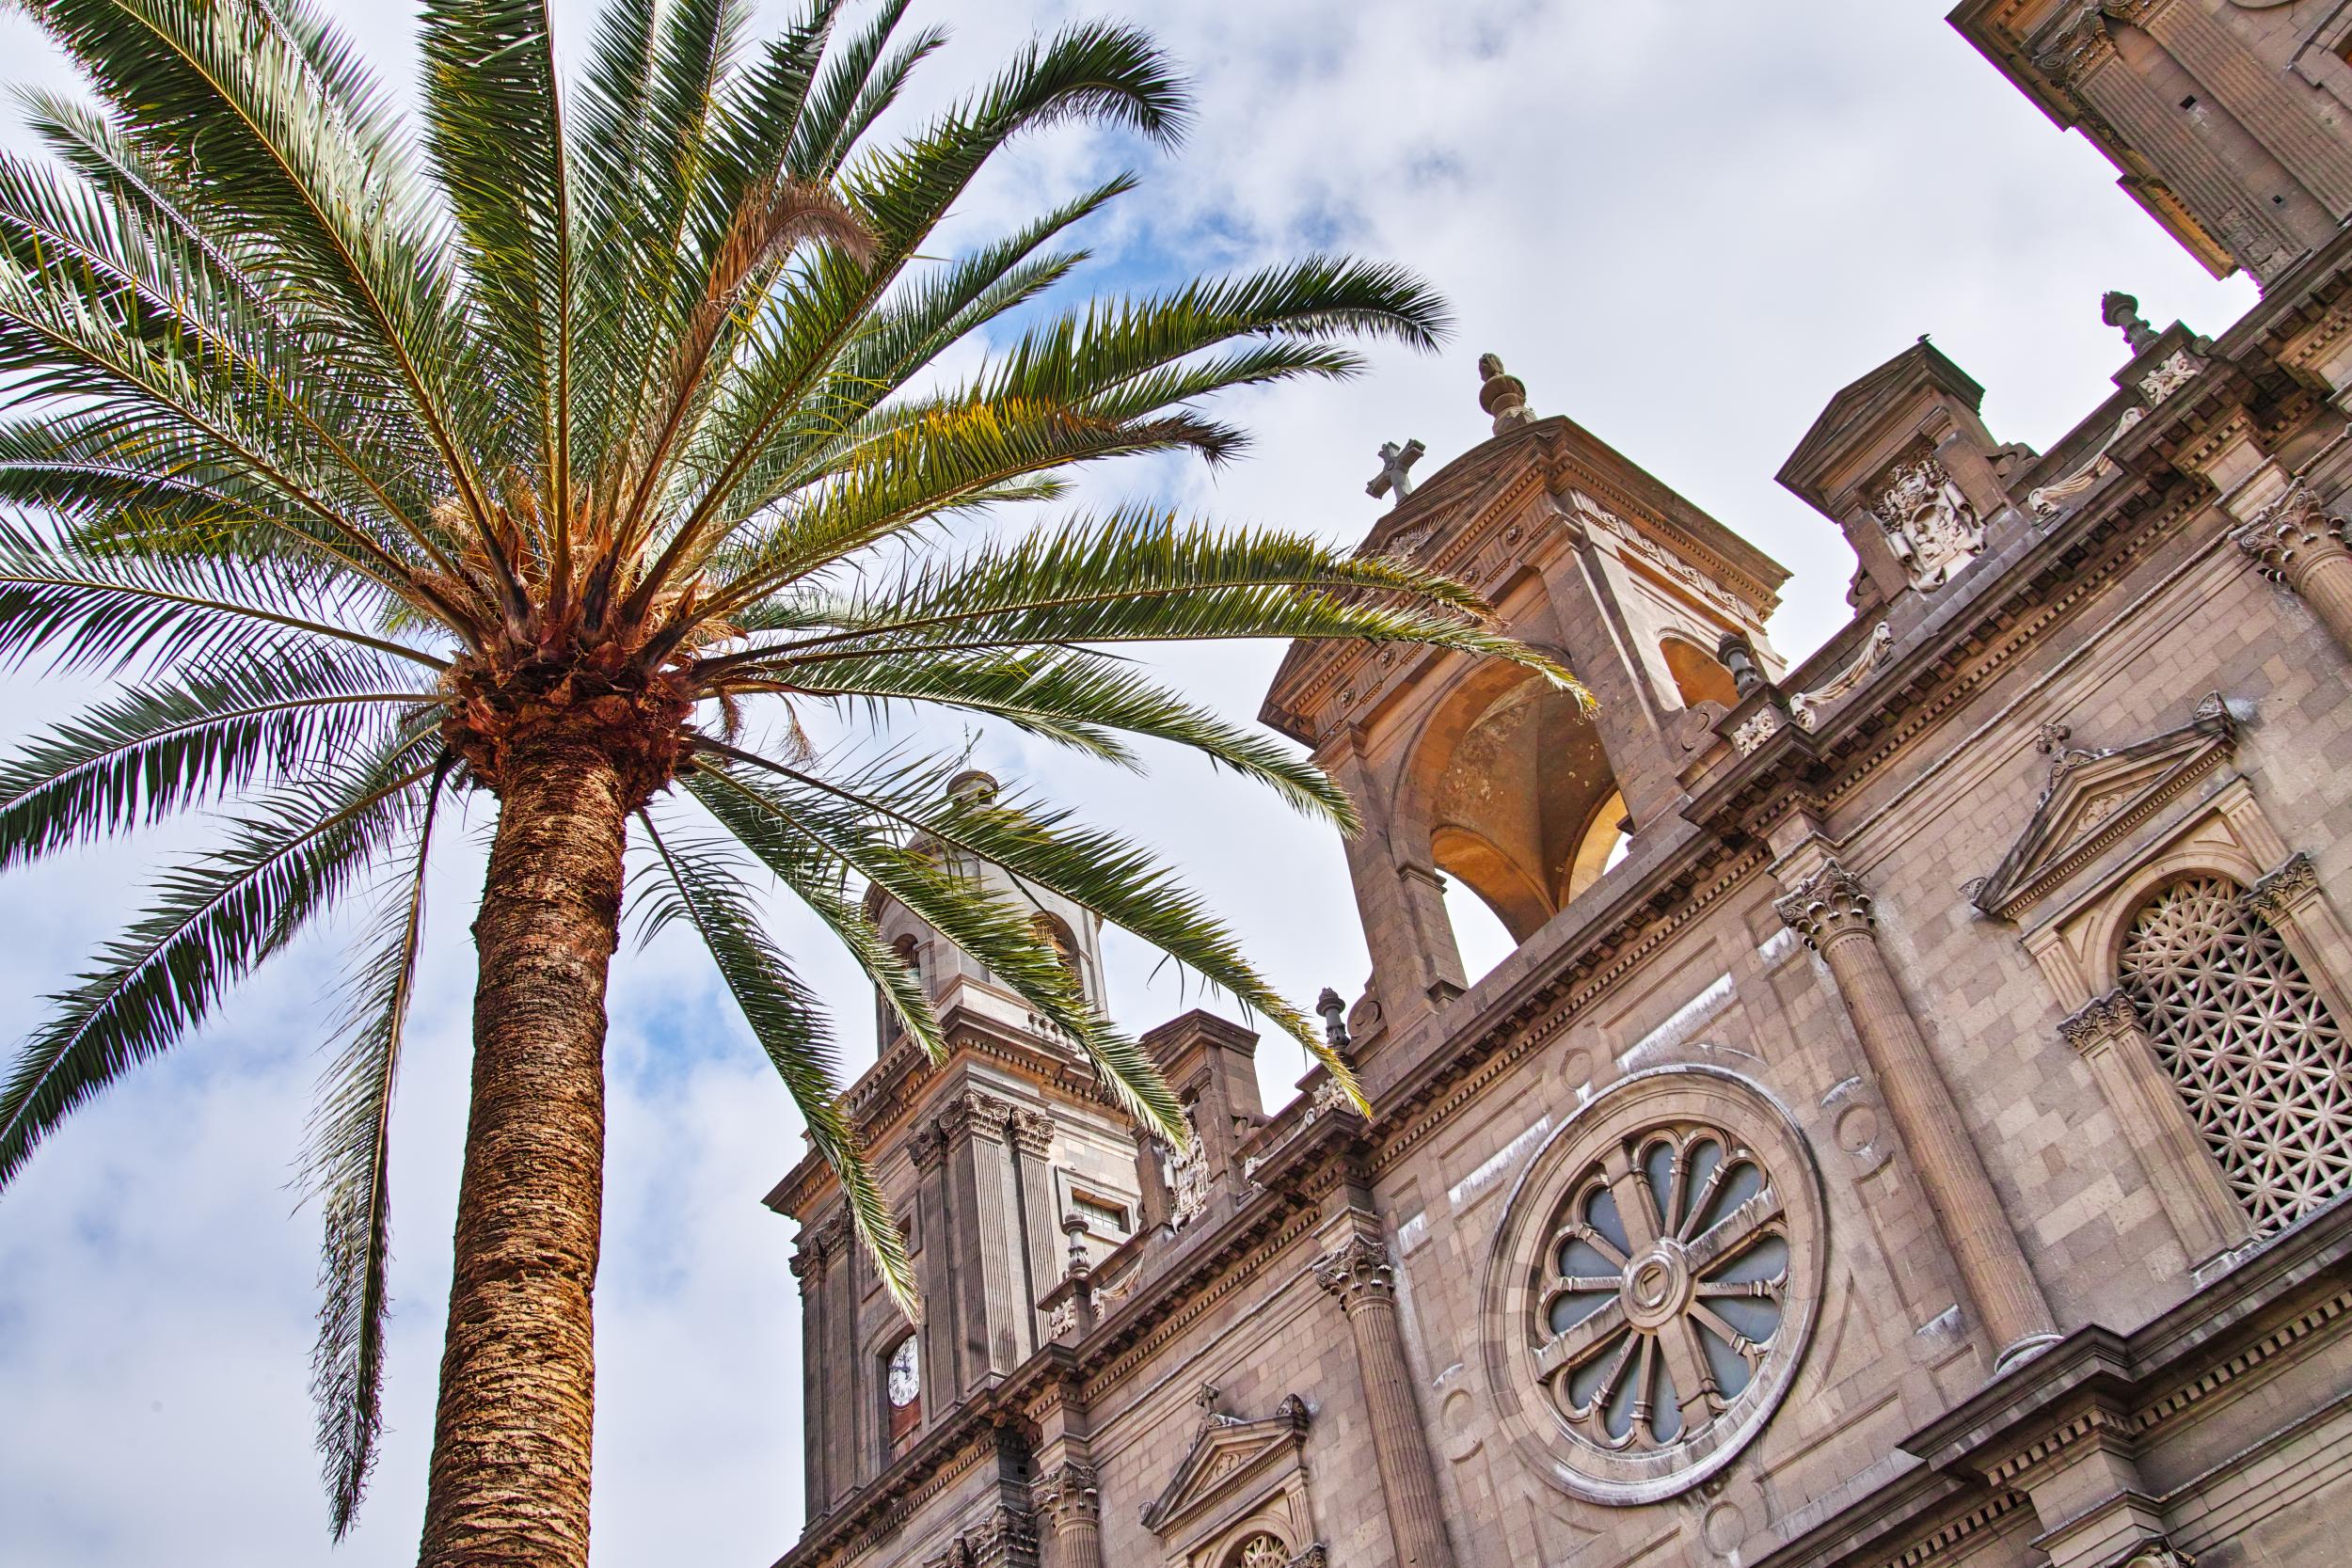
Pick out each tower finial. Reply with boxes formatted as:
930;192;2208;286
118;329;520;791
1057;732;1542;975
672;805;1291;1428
1478;353;1534;436
2100;291;2159;354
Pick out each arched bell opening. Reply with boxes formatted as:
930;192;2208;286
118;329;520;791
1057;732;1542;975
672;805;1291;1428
1660;635;1740;709
1419;664;1629;958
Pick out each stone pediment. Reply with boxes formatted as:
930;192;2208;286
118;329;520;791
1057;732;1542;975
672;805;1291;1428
1777;340;1986;513
1968;693;2238;921
1138;1392;1311;1537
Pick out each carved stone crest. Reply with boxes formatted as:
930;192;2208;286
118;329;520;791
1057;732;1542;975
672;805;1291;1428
1872;453;1984;589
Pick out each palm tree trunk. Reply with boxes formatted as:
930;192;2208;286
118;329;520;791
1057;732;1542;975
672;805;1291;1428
419;736;630;1568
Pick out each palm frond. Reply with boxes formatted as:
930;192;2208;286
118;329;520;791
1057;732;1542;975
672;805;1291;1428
418;0;573;555
0;647;436;871
636;813;915;1312
753;646;1354;826
302;755;454;1538
0;732;442;1190
0;515;440;675
688;752;1186;1141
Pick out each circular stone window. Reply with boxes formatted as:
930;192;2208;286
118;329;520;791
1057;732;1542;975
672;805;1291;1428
1483;1067;1825;1505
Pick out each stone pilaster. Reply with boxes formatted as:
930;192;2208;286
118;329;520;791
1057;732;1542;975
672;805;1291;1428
2058;991;2249;1265
911;1120;959;1405
789;1225;832;1512
1313;1223;1455;1568
937;1089;1028;1393
2234;483;2352;658
1009;1109;1060;1353
1774;857;2058;1368
812;1211;862;1502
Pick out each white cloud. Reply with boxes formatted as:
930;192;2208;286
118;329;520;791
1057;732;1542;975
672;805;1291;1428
0;2;2257;1565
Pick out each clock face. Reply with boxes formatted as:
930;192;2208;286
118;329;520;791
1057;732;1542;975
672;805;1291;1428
885;1337;920;1408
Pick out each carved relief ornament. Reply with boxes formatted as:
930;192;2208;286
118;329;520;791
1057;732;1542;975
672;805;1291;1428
2056;989;2140;1053
1788;622;1894;731
1311;1233;1397;1311
1031;1459;1099;1527
2033;3;2117;82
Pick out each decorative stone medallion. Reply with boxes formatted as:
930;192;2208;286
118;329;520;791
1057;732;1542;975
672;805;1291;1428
1483;1067;1825;1505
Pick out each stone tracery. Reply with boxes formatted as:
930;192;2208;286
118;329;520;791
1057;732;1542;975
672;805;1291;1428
2118;874;2352;1234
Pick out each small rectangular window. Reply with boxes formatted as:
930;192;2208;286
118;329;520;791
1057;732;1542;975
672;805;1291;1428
1072;1193;1131;1236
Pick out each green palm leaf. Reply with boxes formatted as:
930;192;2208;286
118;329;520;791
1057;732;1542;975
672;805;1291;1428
302;756;455;1539
636;814;915;1312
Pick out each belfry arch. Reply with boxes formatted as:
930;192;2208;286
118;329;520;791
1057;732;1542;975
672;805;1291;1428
1411;660;1628;944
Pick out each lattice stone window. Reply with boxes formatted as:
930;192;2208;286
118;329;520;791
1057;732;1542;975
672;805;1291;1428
1230;1534;1289;1568
2120;876;2352;1235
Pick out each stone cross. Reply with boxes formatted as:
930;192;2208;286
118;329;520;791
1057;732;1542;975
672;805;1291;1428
1365;437;1426;505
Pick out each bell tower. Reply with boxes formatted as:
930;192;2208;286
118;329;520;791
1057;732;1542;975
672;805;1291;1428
1262;356;1789;1059
766;769;1145;1520
1950;0;2352;286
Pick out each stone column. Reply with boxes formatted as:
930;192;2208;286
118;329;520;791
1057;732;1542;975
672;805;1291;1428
2058;991;2249;1266
1032;1461;1103;1568
2234;483;2352;658
1775;859;2059;1367
1313;1226;1454;1568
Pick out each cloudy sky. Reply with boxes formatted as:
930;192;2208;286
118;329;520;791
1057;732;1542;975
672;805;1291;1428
0;3;2259;1565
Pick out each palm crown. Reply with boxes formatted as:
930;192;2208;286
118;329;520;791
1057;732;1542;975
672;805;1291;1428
0;0;1575;1551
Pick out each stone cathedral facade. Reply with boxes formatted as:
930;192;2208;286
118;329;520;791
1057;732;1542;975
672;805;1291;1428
767;6;2352;1567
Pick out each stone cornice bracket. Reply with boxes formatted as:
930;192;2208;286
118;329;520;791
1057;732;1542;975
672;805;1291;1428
1773;860;1875;950
908;1122;947;1172
2232;480;2349;584
1312;1233;1398;1314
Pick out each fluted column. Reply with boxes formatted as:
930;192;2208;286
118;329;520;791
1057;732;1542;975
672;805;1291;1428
2234;483;2352;658
2058;991;2249;1265
1775;860;2058;1367
1032;1460;1103;1568
1313;1228;1454;1568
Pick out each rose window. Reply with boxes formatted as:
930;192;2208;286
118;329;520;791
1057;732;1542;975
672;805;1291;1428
1537;1128;1789;1449
1232;1534;1289;1568
1485;1068;1823;1505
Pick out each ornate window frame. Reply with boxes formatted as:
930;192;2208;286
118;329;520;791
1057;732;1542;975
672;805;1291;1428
1139;1392;1323;1568
2011;773;2352;1268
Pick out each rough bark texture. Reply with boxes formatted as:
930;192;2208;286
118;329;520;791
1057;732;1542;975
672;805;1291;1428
419;735;631;1568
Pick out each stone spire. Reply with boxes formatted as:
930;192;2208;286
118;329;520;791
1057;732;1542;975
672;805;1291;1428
1478;352;1535;436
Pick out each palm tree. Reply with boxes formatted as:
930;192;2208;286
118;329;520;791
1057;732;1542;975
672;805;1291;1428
0;1;1575;1562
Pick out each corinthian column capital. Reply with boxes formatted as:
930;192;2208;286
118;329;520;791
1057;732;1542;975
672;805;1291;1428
1773;859;1875;949
2233;482;2350;586
1312;1233;1396;1312
1031;1459;1099;1528
2057;990;2141;1055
